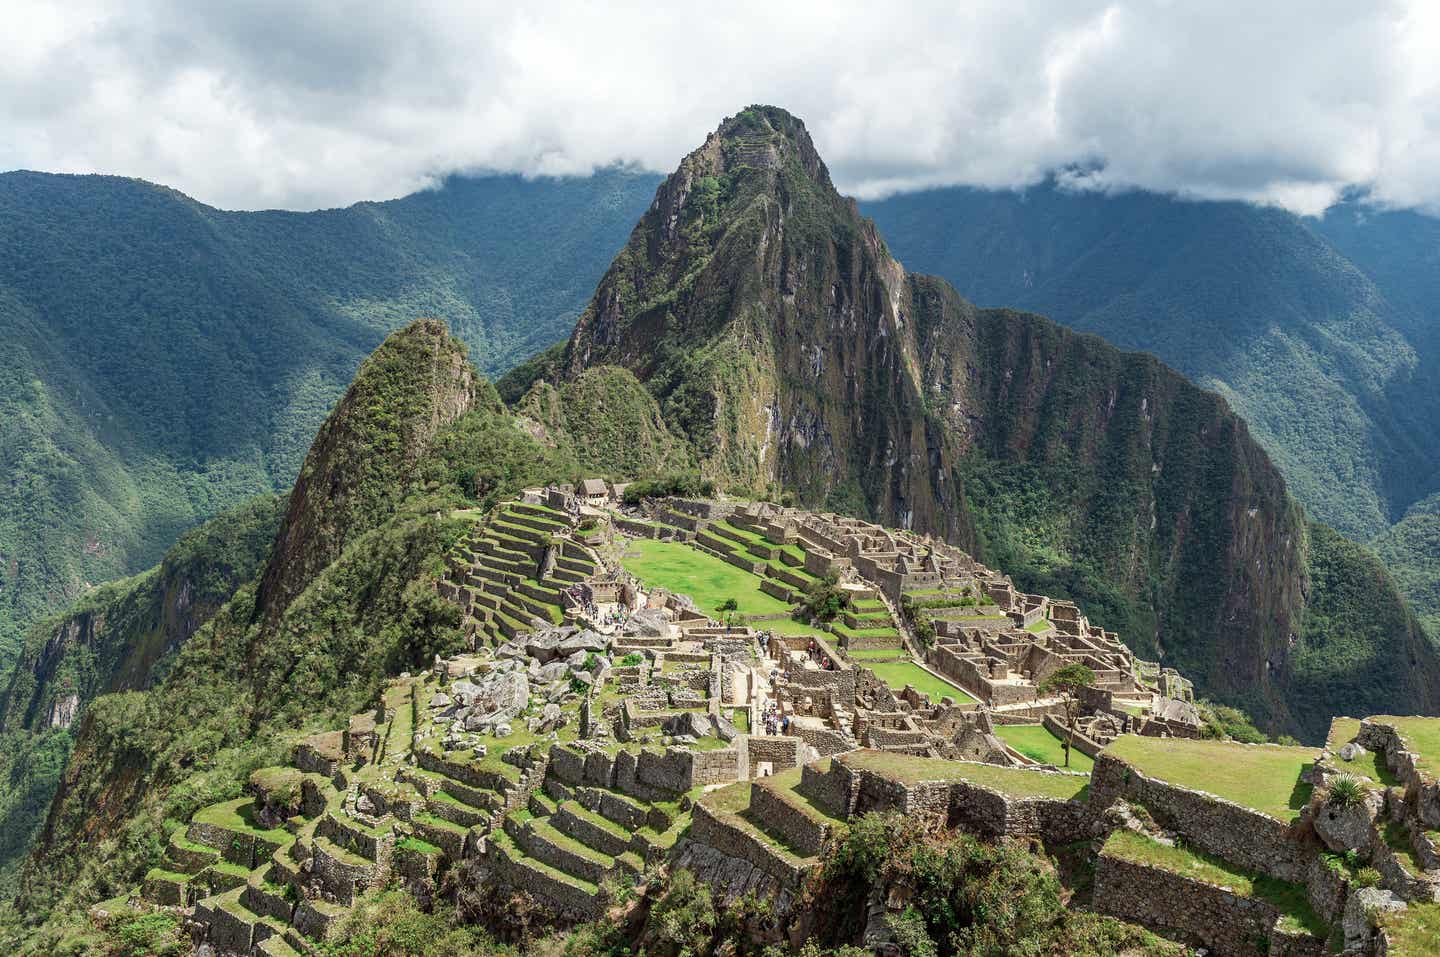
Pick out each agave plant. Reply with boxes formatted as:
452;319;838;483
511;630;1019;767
1326;774;1368;809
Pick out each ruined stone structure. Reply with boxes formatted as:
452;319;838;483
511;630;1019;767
124;494;1432;956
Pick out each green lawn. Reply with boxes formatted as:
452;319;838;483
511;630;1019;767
1383;717;1440;780
621;538;794;619
761;616;831;639
1102;830;1326;937
995;724;1095;772
840;751;1089;801
731;709;750;733
1025;618;1052;633
862;661;977;704
845;647;907;660
1103;736;1314;821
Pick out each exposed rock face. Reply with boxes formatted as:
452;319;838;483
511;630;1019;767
1313;795;1380;855
550;105;1440;735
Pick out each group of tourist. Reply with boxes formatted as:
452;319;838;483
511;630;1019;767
760;700;789;736
805;638;835;670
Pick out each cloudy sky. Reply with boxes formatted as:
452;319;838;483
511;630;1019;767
5;0;1438;215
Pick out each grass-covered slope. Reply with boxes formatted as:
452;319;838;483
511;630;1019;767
512;365;694;478
0;168;657;671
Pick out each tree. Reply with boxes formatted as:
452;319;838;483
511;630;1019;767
1038;662;1095;767
716;597;739;626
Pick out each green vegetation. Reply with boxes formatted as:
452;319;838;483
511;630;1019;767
1383;717;1440;780
0;494;282;896
868;182;1440;637
1101;830;1325;936
863;661;977;704
1288;526;1440;738
1038;663;1095;768
620;538;792;620
841;752;1088;801
1382;900;1440;957
513;367;693;478
816;811;1180;955
1104;736;1314;821
0;168;657;674
995;725;1096;773
318;888;512;957
0;322;610;950
620;472;716;504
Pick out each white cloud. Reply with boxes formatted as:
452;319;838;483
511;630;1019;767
1;0;1436;215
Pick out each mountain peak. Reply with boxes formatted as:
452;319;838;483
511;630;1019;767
687;104;833;190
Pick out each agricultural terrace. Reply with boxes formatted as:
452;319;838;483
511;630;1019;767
1379;717;1440;780
839;751;1089;802
1103;736;1314;821
1101;830;1325;936
996;724;1095;772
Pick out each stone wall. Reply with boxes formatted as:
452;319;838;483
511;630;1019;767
745;734;802;771
1094;852;1281;957
1089;755;1315;882
688;800;814;888
749;782;830;856
1042;713;1106;759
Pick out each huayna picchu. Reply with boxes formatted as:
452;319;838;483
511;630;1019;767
4;108;1440;956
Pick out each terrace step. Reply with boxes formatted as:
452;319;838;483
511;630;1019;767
553;800;634;858
488;828;601;914
506;814;617;886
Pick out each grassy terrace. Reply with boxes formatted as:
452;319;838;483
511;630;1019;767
1383;901;1440;956
192;798;291;843
621;538;793;619
700;782;817;864
996;724;1095;772
1103;736;1314;821
839;751;1089;801
1102;830;1326;937
845;647;907;660
1381;717;1440;779
864;660;977;704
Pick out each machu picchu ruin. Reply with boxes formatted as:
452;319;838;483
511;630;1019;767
119;488;1440;956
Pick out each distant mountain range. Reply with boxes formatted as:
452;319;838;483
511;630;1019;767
864;185;1440;636
0;168;656;665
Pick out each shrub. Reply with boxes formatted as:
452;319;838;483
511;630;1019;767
1326;775;1367;809
621;472;716;504
1355;867;1383;889
618;652;643;667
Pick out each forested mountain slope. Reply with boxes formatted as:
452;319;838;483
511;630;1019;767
518;105;1440;738
0;496;281;897
3;322;539;947
863;183;1440;631
0;169;656;670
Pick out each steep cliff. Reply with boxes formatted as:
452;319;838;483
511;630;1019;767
0;495;279;896
555;105;1440;736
